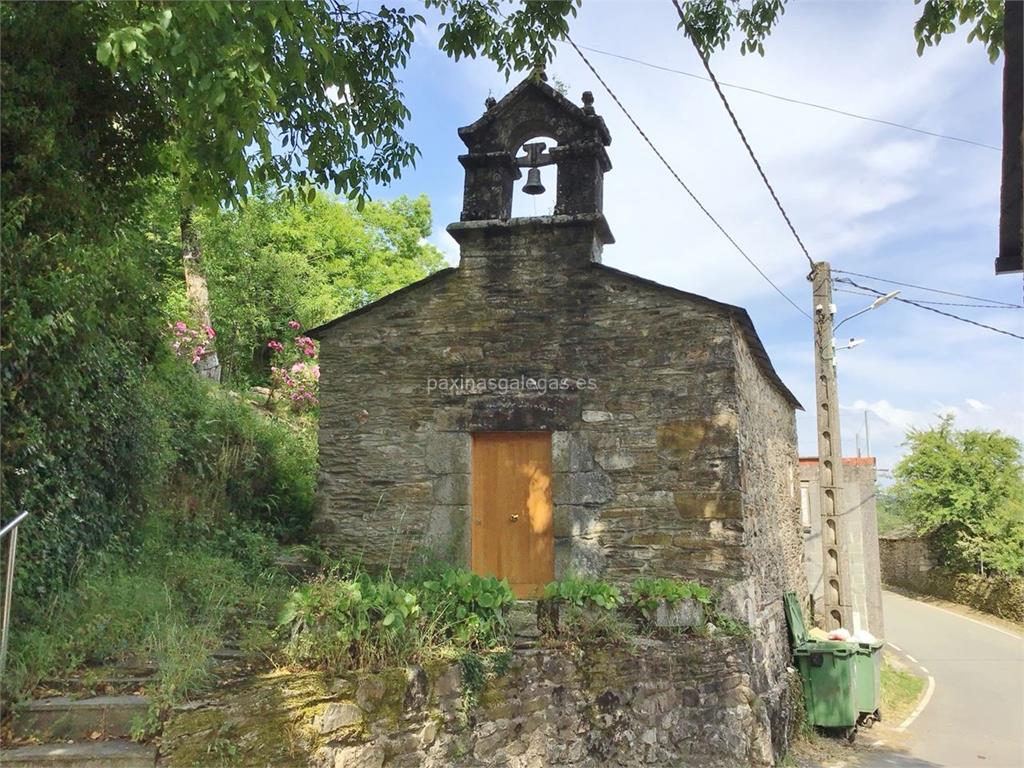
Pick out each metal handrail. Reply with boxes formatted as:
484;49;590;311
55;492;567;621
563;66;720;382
1;510;29;706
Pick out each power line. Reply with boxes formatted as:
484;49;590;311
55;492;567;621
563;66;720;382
669;0;815;271
833;269;1023;308
577;44;1001;153
834;286;1022;310
840;278;1024;341
565;36;811;320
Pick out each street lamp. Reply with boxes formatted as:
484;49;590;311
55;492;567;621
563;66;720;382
834;290;900;331
835;338;865;351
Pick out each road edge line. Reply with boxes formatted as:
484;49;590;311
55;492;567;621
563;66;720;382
886;590;1023;640
896;672;935;732
920;602;1023;639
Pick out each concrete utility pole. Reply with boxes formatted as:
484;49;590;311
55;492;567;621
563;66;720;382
810;261;852;630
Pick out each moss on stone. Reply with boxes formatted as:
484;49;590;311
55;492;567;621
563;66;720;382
161;671;331;768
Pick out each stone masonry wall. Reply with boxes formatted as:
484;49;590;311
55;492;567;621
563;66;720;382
162;637;801;768
878;533;939;586
731;327;807;756
314;217;781;593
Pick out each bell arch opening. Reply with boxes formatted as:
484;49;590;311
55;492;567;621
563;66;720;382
510;135;558;219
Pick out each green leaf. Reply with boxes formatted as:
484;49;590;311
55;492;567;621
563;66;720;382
97;40;113;65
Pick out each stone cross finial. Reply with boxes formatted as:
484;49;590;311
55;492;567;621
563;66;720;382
581;91;595;115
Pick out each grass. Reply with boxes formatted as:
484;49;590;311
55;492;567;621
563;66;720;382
879;651;927;723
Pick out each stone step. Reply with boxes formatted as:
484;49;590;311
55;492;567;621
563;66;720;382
211;646;248;661
1;740;157;768
273;552;318;581
11;696;150;742
39;675;154;697
508;600;540;639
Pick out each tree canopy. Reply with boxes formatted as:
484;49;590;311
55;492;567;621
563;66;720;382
674;0;1006;61
889;416;1024;576
190;191;446;385
94;0;581;210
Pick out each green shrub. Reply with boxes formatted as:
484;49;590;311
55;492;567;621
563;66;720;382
542;576;623;610
3;13;177;609
419;569;514;648
196;192;446;387
150;359;316;539
278;574;420;670
538;577;630;644
278;568;514;671
630;577;713;613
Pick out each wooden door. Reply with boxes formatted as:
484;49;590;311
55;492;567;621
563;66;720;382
471;432;553;598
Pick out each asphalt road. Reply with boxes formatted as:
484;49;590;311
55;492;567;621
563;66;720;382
862;590;1024;768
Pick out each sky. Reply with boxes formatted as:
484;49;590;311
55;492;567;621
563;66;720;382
362;0;1024;475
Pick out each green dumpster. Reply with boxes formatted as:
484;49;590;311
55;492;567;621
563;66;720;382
783;593;860;733
853;638;884;725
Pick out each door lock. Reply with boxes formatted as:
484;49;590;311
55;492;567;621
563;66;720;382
509;514;520;522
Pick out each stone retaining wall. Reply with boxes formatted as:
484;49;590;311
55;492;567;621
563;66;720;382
880;533;1024;624
162;636;802;767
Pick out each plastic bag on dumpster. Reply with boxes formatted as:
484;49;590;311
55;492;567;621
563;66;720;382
827;628;851;641
852;629;877;644
808;627;830;640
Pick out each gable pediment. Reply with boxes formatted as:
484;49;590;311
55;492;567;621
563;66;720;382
458;74;610;154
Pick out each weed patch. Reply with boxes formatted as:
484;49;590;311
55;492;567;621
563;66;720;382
277;568;514;672
2;513;288;712
880;652;926;723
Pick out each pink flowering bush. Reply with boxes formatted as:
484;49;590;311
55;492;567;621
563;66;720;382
169;321;217;365
267;321;319;411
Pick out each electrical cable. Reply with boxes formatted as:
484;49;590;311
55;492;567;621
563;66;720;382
839;278;1024;341
576;44;1001;153
833;269;1023;308
565;35;811;319
669;0;815;270
834;286;1021;309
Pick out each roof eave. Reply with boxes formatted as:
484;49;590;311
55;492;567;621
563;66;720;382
306;268;458;340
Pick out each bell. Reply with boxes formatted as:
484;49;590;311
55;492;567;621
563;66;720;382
522;167;545;196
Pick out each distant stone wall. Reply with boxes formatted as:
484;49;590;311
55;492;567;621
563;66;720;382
800;458;885;636
162;637;803;768
880;534;1024;624
878;533;937;586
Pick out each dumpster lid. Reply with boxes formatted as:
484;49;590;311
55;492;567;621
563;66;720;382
793;640;857;657
783;592;808;646
856;640;885;651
